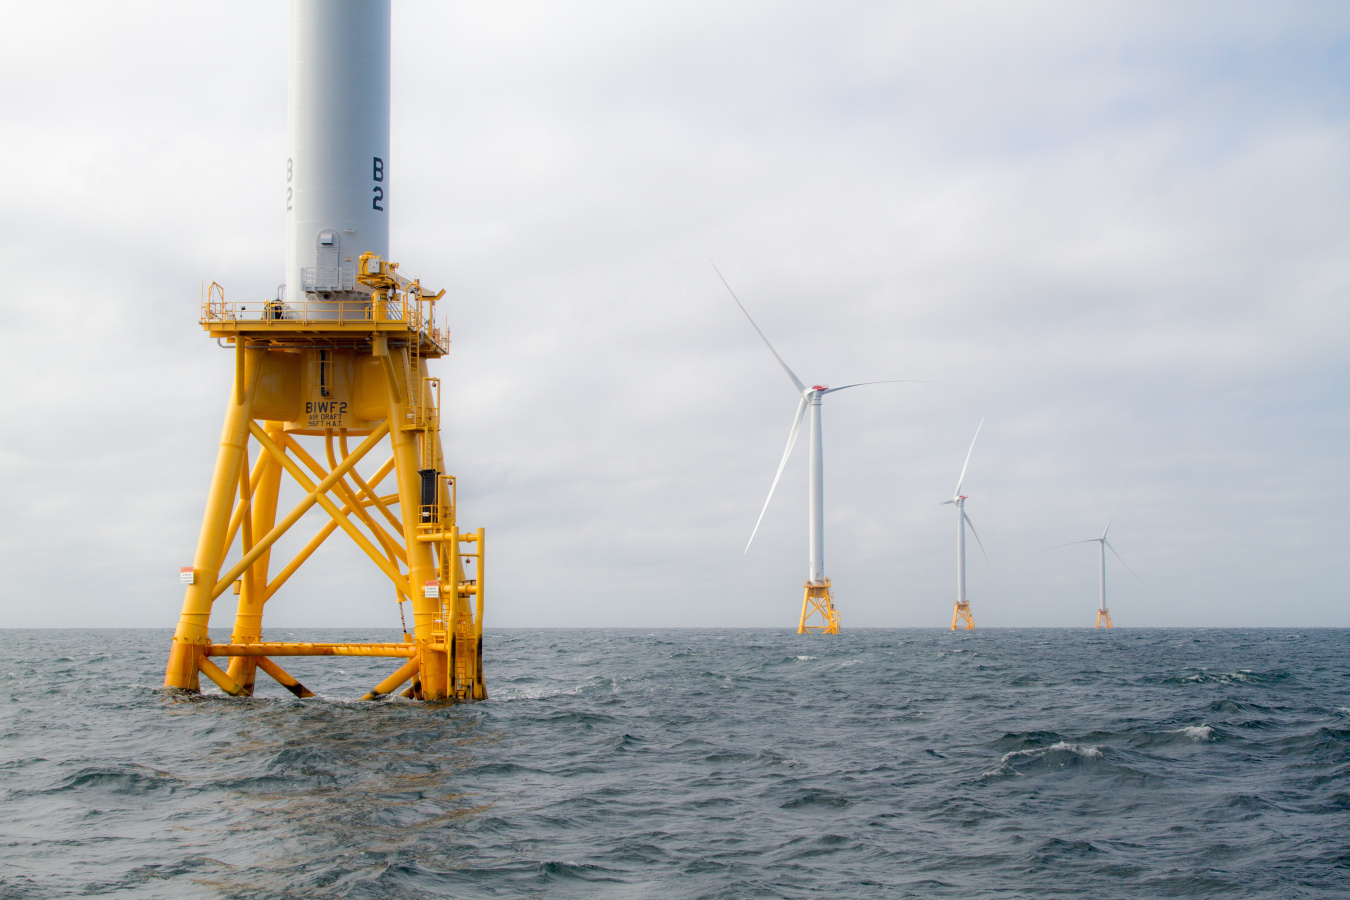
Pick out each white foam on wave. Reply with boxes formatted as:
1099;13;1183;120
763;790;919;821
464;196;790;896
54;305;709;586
495;684;586;702
1176;725;1213;742
796;656;817;662
1046;740;1101;759
982;740;1102;777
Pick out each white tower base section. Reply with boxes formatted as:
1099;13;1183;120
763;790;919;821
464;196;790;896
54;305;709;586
285;0;390;313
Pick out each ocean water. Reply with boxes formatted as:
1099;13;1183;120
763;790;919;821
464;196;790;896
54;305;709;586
1;628;1347;898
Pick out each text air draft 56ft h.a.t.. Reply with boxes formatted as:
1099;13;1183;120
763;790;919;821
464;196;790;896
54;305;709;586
165;0;486;702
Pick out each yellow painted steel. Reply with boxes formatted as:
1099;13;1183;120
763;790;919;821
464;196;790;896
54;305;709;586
166;259;487;702
262;460;396;602
207;642;416;657
951;601;975;631
227;421;285;691
360;654;423;701
797;580;840;635
255;657;315;698
1096;608;1113;629
164;346;264;692
198;655;246;697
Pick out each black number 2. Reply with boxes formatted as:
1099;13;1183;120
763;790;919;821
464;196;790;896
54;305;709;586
286;186;292;211
372;186;384;211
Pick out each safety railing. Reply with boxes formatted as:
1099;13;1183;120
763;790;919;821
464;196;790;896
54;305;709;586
201;298;396;324
199;275;448;350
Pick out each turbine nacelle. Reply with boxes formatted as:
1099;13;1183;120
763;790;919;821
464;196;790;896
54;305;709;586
713;262;924;563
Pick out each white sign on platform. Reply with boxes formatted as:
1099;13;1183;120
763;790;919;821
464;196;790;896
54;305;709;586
423;581;440;599
180;567;195;585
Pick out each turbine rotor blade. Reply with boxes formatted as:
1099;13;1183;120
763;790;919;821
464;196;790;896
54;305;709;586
1105;539;1145;584
712;261;806;395
1048;539;1100;551
1102;501;1118;540
820;379;934;395
745;396;808;553
954;417;984;499
897;500;951;514
964;511;992;570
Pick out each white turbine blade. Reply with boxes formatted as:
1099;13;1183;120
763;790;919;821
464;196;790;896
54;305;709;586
964;511;992;569
1048;539;1099;551
896;500;950;515
1102;501;1118;540
1105;539;1145;584
745;396;808;553
821;379;933;394
953;418;984;498
712;261;806;395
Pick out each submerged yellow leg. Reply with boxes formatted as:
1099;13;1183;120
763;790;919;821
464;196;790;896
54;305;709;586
166;347;263;691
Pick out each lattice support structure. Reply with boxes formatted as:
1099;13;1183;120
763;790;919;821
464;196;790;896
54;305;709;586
951;601;975;631
1095;607;1113;629
165;257;486;702
798;580;840;634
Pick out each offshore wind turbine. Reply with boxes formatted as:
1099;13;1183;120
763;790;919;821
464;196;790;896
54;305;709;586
942;420;989;630
716;264;921;634
1052;505;1139;628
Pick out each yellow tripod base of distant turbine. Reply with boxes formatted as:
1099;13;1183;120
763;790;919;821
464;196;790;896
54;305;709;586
1095;608;1113;629
951;601;975;630
798;580;840;634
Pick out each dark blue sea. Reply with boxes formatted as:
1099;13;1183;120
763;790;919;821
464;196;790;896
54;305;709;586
1;628;1347;898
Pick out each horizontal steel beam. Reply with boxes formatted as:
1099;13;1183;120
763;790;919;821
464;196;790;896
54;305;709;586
206;642;415;658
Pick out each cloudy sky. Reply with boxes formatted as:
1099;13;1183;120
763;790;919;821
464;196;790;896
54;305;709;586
1;1;1346;630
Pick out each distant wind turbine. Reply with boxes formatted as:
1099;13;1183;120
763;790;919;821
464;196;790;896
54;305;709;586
941;420;989;630
715;263;924;634
1051;505;1140;628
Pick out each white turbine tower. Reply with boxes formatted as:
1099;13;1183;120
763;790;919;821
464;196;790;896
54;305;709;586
1052;505;1140;628
716;265;920;634
942;420;989;630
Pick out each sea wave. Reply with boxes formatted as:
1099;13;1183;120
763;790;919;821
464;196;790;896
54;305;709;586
982;741;1104;778
1;627;1346;898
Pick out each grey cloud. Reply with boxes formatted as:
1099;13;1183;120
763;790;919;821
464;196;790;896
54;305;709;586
0;1;1345;629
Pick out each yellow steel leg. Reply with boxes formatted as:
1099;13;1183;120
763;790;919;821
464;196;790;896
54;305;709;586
166;347;263;691
474;527;486;700
228;422;285;691
198;655;246;697
1096;608;1113;628
256;656;315;698
386;347;447;698
361;654;422;701
221;450;268;564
